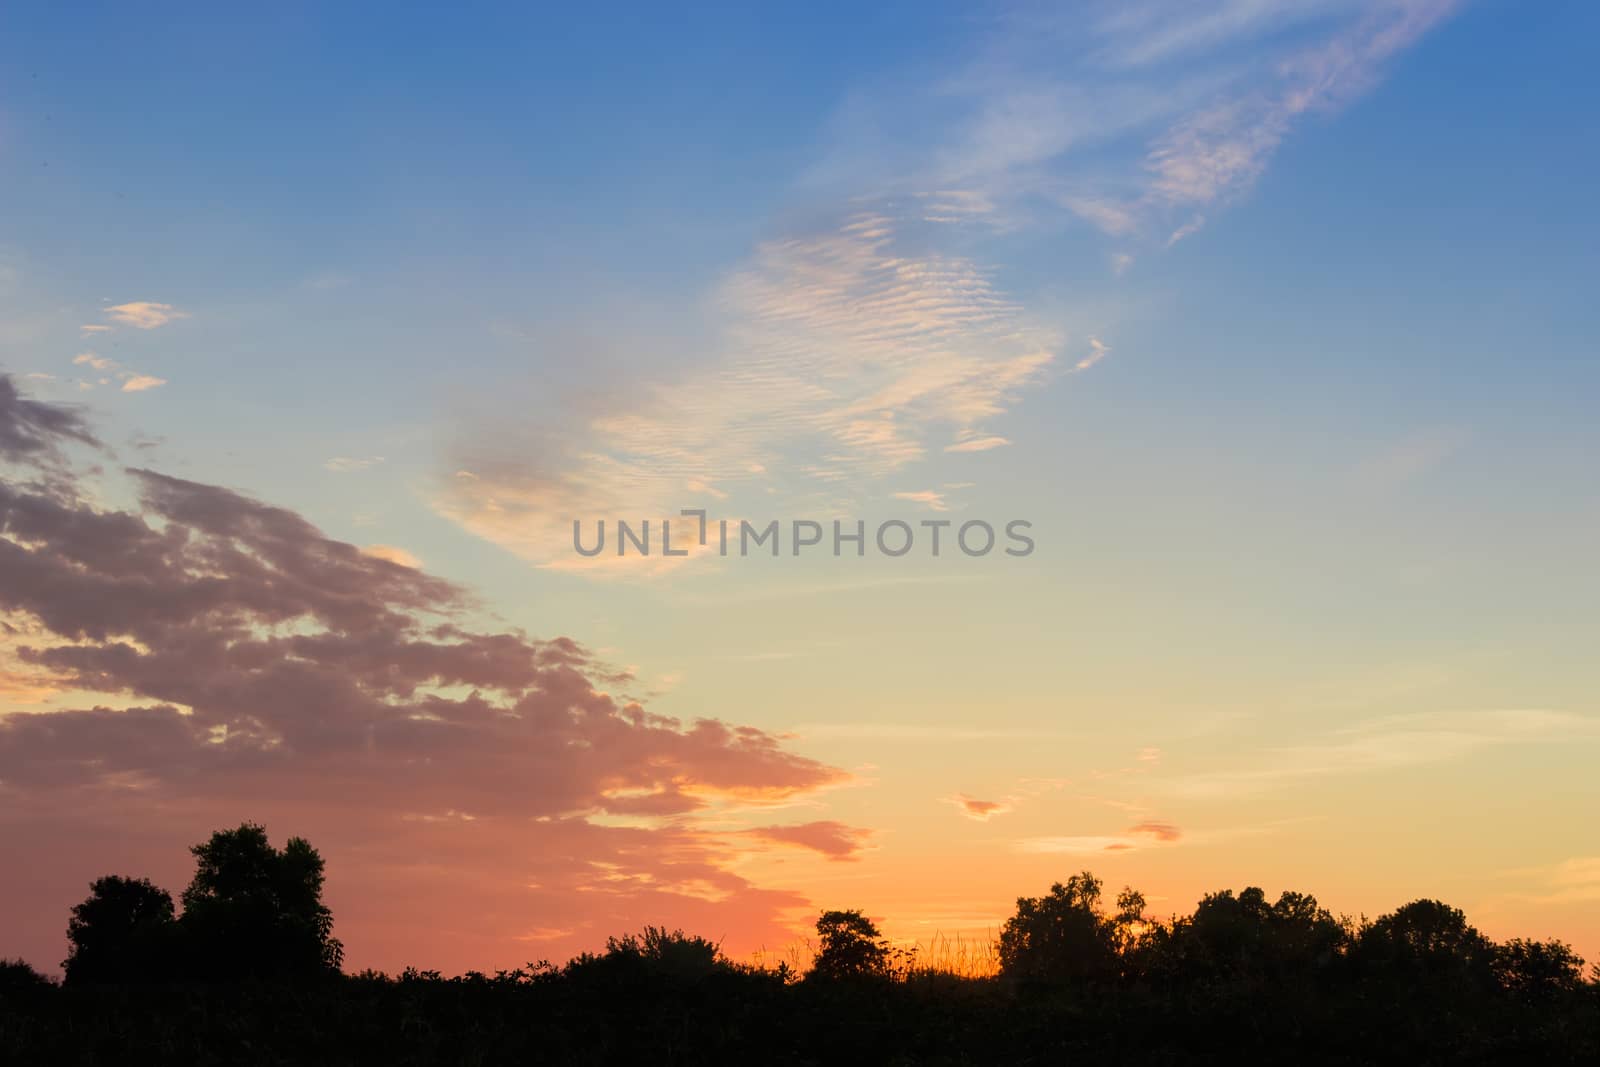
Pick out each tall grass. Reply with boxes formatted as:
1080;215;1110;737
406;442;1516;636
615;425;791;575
746;929;1002;981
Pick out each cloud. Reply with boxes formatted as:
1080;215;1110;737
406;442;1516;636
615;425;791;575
944;434;1012;454
893;490;949;511
1075;337;1110;372
892;0;1458;245
69;354;168;393
1160;709;1600;799
362;544;422;569
1126;820;1181;842
104;301;188;329
431;2;1458;579
742;820;873;861
946;793;1013;821
793;722;1056;742
79;325;111;335
0;375;860;973
1019;819;1183;854
0;374;101;466
1502;857;1600;906
437;213;1057;570
1165;215;1207;246
325;456;385;473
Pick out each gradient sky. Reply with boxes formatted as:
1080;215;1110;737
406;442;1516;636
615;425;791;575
3;0;1599;976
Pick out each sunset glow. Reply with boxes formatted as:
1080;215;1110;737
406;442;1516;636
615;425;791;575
3;1;1598;987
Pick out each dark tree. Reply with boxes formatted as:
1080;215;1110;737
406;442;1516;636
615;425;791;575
997;871;1118;982
1153;886;1348;981
809;910;891;980
1352;898;1495;991
179;823;343;980
1492;937;1586;1000
62;876;178;985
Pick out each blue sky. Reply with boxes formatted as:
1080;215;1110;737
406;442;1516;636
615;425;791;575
3;1;1600;972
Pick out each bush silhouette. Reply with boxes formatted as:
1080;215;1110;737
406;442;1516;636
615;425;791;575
0;958;57;994
567;926;731;982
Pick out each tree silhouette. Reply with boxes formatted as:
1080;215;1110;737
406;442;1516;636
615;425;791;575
1149;886;1348;982
997;871;1119;982
1352;898;1494;987
810;910;892;980
1493;937;1587;1001
62;875;177;985
179;822;342;980
10;854;1600;1064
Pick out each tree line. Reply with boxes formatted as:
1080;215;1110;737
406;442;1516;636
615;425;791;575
3;824;1596;1064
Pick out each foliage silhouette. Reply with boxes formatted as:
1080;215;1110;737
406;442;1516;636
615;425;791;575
179;822;343;981
1139;886;1349;984
996;870;1123;982
565;926;733;984
5;844;1599;1065
62;876;179;985
809;909;894;980
0;958;56;993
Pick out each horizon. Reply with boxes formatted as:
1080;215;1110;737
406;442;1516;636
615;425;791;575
3;0;1599;980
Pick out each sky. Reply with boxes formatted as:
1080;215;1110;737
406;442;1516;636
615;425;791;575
2;0;1599;975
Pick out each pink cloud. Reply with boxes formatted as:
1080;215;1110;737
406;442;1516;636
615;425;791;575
0;374;862;975
947;793;1013;821
1127;821;1182;843
743;820;873;861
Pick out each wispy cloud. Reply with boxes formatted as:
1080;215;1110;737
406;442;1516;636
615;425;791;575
1019;820;1184;855
1498;857;1600;906
104;301;189;329
362;544;422;569
70;353;167;393
1075;337;1111;372
433;1;1458;576
325;456;386;473
894;489;949;511
742;820;873;861
911;0;1459;243
438;212;1058;569
945;793;1014;821
792;723;1057;742
944;432;1012;454
1160;709;1600;799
